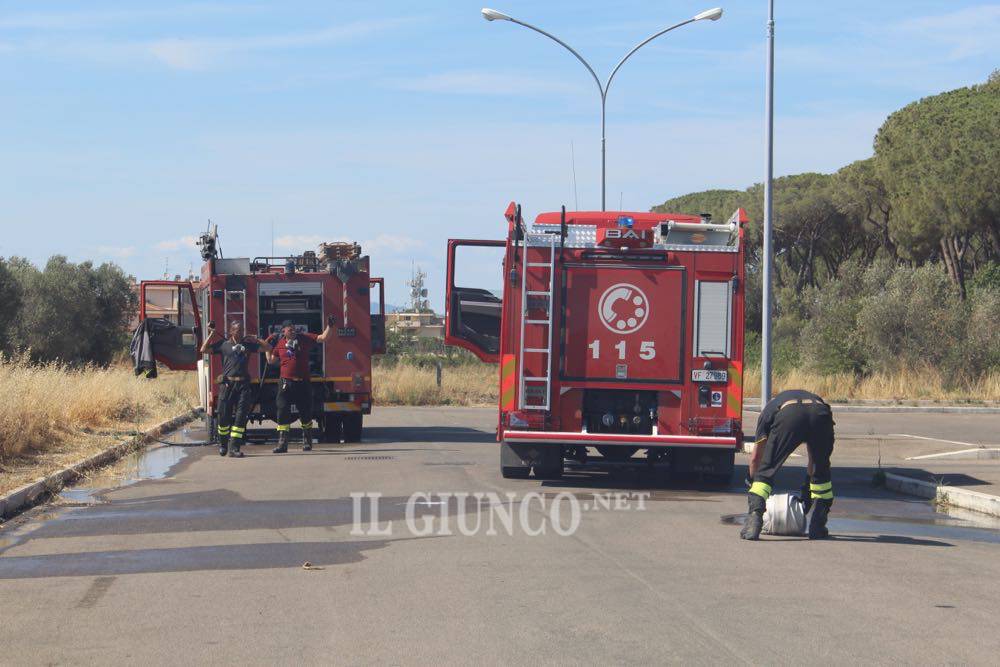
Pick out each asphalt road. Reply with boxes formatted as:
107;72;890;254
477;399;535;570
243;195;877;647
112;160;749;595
1;407;999;665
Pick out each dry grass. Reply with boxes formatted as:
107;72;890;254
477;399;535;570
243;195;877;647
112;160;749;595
375;360;1000;406
373;363;497;407
0;354;198;495
743;365;1000;403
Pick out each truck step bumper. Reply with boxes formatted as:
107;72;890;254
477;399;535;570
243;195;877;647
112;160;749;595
502;430;737;449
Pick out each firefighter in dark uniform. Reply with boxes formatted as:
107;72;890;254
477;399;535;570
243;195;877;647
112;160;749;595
741;389;836;540
266;317;335;453
201;320;272;458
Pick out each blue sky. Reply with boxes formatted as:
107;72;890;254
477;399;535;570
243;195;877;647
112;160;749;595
1;1;997;308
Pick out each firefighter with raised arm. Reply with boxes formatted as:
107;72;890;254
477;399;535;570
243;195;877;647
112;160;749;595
201;320;272;458
266;316;335;453
741;389;836;541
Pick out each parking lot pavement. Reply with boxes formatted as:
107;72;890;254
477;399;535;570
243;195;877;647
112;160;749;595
0;406;998;664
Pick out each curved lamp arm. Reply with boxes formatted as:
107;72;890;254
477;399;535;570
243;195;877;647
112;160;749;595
605;18;696;93
482;8;603;98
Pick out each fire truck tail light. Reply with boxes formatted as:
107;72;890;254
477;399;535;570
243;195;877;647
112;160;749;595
509;412;530;428
508;410;546;429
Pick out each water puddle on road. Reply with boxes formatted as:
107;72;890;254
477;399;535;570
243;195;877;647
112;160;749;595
56;436;193;506
720;499;1000;545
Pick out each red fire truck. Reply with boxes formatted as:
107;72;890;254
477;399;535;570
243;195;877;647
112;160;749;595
445;203;746;480
139;229;385;443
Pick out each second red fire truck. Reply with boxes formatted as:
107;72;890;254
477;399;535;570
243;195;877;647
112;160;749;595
446;203;747;481
139;228;385;443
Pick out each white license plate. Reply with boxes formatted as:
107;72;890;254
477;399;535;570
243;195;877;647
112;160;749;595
692;369;728;383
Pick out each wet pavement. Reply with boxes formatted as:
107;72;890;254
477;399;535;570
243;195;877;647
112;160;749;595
1;406;999;664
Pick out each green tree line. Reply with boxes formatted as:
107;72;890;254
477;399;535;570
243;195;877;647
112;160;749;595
653;72;1000;378
0;256;137;366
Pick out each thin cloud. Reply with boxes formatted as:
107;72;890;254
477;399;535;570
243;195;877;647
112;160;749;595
387;71;584;96
891;5;1000;60
156;235;199;252
96;245;137;259
0;4;250;31
145;18;418;70
2;16;418;71
274;235;324;249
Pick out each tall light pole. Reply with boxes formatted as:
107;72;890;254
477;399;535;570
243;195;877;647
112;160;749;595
761;0;775;402
482;7;723;211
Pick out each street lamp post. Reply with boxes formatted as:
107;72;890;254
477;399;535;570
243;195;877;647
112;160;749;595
761;0;775;403
482;7;723;211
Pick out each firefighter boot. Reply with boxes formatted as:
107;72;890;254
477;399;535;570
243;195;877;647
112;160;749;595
740;493;766;541
302;427;313;452
218;434;229;457
272;431;289;454
228;439;244;458
808;498;832;540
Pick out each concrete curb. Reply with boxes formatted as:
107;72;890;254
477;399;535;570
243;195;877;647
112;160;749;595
882;472;1000;518
0;409;200;521
744;403;1000;414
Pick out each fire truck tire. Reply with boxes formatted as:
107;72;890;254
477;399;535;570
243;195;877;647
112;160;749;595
343;413;363;443
323;415;343;443
500;443;531;479
533;448;564;479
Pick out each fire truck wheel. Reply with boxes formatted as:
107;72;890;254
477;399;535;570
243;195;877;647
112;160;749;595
500;443;531;479
501;465;531;479
342;413;363;443
323;415;343;444
533;448;564;480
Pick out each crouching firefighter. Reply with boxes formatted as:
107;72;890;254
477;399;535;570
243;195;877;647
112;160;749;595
741;389;836;541
266;317;335;453
202;320;272;458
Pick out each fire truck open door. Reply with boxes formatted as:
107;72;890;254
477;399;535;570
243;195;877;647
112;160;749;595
445;239;505;363
370;277;386;355
138;281;203;371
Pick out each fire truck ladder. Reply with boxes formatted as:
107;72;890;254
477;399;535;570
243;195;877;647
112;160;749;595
223;289;247;333
518;232;557;411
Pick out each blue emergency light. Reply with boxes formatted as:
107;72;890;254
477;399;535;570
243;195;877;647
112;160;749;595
617;215;634;228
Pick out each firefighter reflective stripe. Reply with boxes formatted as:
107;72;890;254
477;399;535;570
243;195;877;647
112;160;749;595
726;360;743;418
276;424;291;432
230;426;245;440
500;354;516;410
217;425;231;435
749;481;772;499
300;420;313;429
810;481;834;499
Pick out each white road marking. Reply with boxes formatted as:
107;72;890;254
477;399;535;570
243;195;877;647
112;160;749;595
907;448;1000;461
889;433;996;448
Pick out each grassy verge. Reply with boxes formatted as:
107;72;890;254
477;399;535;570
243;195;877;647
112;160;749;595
373;362;496;407
0;354;198;497
373;360;1000;405
743;365;1000;402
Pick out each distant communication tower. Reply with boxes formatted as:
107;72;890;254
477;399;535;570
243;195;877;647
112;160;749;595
407;265;430;312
